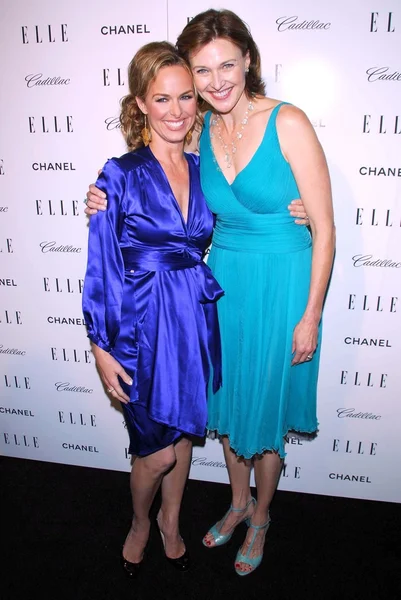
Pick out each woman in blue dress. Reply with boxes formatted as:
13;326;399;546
82;41;224;576
86;9;334;577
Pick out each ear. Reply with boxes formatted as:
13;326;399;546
135;96;147;115
245;51;251;71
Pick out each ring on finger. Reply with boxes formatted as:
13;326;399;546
306;354;313;360
107;387;114;393
83;198;88;204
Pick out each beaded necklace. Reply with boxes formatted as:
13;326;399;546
210;101;254;169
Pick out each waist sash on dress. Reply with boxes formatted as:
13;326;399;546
213;213;312;254
121;246;223;394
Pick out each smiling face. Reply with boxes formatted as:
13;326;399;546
136;65;197;146
189;38;250;114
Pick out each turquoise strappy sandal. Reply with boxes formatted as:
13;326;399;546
234;515;271;576
202;497;256;547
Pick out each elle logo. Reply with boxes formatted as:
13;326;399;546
36;200;80;217
28;116;73;133
362;115;400;134
0;239;13;253
370;12;395;32
43;278;84;294
281;464;301;479
332;439;377;455
355;208;400;227
3;433;39;447
103;68;125;86
58;411;96;426
21;25;68;43
340;371;387;388
0;310;22;325
4;375;31;389
51;348;92;364
348;294;398;312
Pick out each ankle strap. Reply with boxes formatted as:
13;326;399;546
248;517;271;530
230;497;256;512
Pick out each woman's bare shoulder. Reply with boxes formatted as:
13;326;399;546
276;103;310;128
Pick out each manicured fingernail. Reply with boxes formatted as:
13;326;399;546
128;379;133;385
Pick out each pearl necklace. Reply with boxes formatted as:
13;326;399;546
210;101;254;169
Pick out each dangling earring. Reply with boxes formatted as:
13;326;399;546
245;67;250;74
185;129;193;145
141;114;151;146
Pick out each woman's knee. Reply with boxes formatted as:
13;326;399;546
176;436;192;450
146;446;176;475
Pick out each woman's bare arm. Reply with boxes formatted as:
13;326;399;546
277;105;335;365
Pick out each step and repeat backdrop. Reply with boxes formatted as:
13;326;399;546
1;0;400;503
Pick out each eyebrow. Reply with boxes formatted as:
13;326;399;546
152;89;194;98
192;58;238;69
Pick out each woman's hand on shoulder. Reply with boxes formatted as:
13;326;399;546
84;170;108;215
85;184;107;215
91;344;132;403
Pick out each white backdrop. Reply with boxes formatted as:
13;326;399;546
1;0;400;503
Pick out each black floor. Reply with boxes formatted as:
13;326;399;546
2;456;400;600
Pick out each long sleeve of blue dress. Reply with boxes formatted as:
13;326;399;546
82;159;126;352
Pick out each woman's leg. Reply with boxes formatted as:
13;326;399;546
204;436;254;546
235;451;283;573
158;437;193;558
123;444;177;563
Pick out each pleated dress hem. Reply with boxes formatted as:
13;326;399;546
207;421;319;459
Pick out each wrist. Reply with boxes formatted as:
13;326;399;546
301;309;321;325
91;342;109;357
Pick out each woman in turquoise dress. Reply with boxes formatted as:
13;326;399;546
86;9;335;577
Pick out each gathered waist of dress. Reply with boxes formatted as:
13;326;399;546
121;246;205;272
212;213;312;254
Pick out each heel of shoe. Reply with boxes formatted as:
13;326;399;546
157;519;190;571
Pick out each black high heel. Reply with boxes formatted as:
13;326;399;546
121;551;143;578
121;525;146;578
157;520;190;572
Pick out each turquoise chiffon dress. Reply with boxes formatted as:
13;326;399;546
200;102;321;459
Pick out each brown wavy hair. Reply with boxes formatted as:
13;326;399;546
120;41;202;150
176;9;265;110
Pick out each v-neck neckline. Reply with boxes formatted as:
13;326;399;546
147;146;192;229
206;103;283;188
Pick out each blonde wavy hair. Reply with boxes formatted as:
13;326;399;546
120;41;202;151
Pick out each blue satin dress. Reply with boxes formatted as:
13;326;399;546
82;146;223;457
